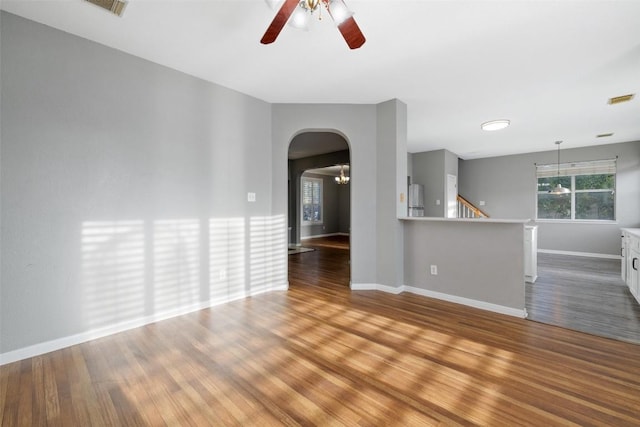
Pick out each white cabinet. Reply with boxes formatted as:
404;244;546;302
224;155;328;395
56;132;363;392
630;247;639;300
621;232;627;282
525;226;538;283
621;228;640;305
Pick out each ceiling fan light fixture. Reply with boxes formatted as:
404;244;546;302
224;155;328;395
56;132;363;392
481;119;510;131
328;0;353;24
290;5;311;29
84;0;127;16
261;0;365;49
608;94;635;105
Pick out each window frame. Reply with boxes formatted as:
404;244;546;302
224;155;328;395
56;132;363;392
535;160;616;223
301;176;323;226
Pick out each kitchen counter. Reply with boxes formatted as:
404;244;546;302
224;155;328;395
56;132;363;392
621;228;640;238
399;216;531;224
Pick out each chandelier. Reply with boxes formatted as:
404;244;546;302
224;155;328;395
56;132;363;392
335;165;350;185
290;0;353;29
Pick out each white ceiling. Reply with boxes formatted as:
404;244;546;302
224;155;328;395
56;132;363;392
2;0;640;159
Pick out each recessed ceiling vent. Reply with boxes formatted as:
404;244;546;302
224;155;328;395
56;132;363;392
608;94;635;105
84;0;127;17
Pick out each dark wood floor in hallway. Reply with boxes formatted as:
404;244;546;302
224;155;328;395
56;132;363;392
2;236;640;425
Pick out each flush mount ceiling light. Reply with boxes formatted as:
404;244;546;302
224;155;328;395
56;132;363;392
549;141;571;195
481;120;510;131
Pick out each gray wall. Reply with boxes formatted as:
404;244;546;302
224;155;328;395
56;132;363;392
459;141;640;255
287;148;350;243
412;150;444;217
410;149;459;217
444;149;459;179
376;100;407;289
299;172;348;239
1;13;282;356
404;220;525;312
338;184;350;233
272;101;407;289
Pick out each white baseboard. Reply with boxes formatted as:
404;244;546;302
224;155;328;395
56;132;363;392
404;286;528;318
350;283;526;318
538;249;620;260
301;232;349;240
0;283;289;366
350;282;378;291
350;283;404;294
376;284;405;295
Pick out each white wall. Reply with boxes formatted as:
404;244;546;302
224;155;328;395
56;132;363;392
1;12;285;362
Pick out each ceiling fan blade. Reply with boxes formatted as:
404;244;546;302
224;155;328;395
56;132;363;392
261;0;299;45
337;16;366;49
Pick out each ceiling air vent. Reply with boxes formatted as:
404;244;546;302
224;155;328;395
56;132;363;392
597;133;614;138
84;0;127;17
608;94;635;105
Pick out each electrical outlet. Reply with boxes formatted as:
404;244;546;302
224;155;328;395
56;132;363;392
430;265;438;275
479;200;486;206
247;192;256;202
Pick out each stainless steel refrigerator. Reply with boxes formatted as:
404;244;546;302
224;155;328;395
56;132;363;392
408;184;424;217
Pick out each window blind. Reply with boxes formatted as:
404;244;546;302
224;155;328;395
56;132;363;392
536;158;616;178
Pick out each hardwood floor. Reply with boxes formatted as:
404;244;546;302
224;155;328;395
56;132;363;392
2;237;640;425
527;252;640;345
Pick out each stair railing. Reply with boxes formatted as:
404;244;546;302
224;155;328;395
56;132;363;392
457;195;489;218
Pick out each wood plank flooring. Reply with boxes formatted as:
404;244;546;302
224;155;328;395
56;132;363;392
2;236;640;426
527;252;640;345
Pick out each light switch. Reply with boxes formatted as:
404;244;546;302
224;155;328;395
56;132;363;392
436;199;441;205
247;192;256;202
479;201;486;206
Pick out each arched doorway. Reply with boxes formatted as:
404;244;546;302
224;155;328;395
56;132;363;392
287;131;351;288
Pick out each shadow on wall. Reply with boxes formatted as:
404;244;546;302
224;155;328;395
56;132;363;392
80;215;287;330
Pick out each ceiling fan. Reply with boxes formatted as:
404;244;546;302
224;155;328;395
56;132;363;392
261;0;366;50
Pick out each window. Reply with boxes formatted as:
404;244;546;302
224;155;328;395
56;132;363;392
301;177;322;224
536;159;616;221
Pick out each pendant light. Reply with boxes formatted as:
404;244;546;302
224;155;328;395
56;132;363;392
548;141;570;195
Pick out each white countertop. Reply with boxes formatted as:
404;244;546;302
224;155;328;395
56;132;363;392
621;228;640;238
400;216;531;224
